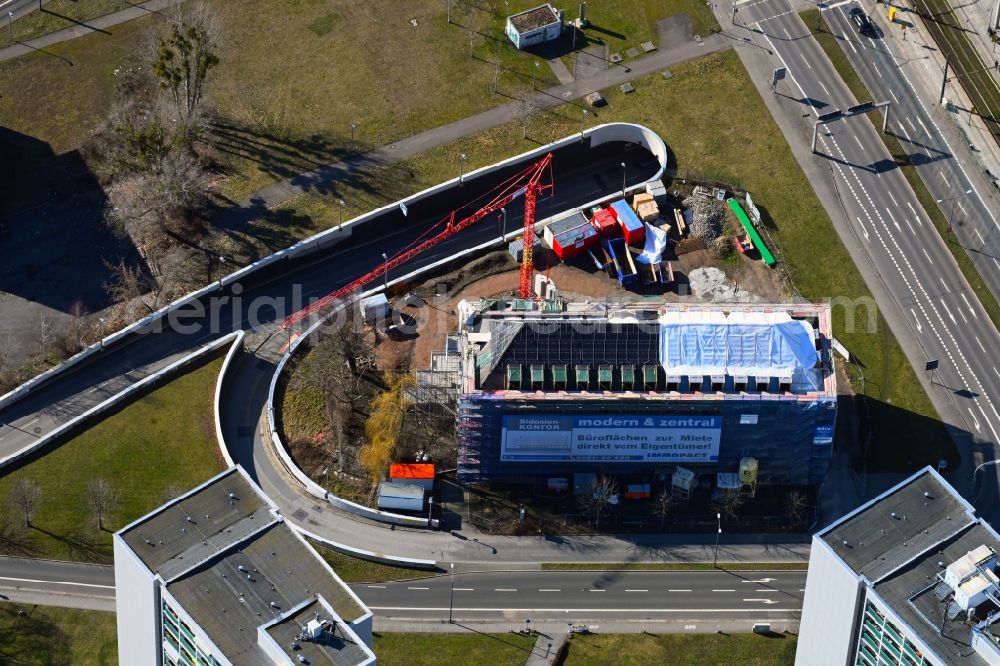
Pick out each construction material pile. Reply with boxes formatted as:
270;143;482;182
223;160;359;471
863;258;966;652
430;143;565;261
683;195;726;243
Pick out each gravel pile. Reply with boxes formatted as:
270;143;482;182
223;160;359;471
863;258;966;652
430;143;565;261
683;195;727;243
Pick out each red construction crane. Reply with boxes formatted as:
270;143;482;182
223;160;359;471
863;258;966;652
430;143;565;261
281;152;553;329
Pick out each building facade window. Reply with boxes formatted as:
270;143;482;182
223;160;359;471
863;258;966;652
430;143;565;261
161;601;222;666
856;601;929;666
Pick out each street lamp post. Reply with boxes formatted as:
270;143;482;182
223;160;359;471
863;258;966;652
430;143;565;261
98;317;107;350
620;161;627;198
339;199;346;227
217;256;226;288
381;252;389;291
713;512;722;567
936;188;973;233
448;562;456;623
351;123;358;149
459;153;467;183
532;61;540;90
580;109;588;139
8;11;13;42
498;207;506;241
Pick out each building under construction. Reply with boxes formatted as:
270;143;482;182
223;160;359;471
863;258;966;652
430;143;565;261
455;299;838;489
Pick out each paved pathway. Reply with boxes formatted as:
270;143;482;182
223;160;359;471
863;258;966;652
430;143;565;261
0;0;183;63
241;33;727;212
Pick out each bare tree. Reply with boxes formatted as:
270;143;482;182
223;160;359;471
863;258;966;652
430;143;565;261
86;478;119;531
785;489;807;526
36;313;55;354
653;488;676;529
716;489;744;521
578;476;619;529
513;96;543;140
7;478;41;528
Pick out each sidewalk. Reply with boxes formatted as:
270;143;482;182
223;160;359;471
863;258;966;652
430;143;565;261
0;0;183;63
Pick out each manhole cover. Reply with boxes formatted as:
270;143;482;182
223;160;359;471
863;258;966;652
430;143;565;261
609;52;623;63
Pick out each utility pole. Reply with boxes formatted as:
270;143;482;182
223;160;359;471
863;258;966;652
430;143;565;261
381;252;389;291
620;161;627;198
940;54;950;105
448;563;456;623
498;207;507;241
459;153;467;183
714;512;722;567
532;61;540;90
217;257;226;288
580;109;588;139
339;199;346;227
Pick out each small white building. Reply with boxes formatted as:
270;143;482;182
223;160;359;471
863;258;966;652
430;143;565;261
359;293;389;323
505;4;562;50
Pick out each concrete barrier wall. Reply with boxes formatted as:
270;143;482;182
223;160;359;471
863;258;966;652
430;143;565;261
213;331;246;469
0;332;238;471
292;523;439;571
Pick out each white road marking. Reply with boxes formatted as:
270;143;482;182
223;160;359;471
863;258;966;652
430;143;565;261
907;117;918;134
756;589;779;592
907;202;922;226
941;300;956;323
712;589;736;592
858;216;869;241
407;586;429;590
940;171;950;186
626;589;649;592
921;247;933;264
742;578;777;583
977;229;986;244
957;200;968;216
886;207;900;230
494;588;517;592
970;409;982;433
911;308;923;333
819;80;830;96
454;588;475;592
873;63;882;78
367;585;386;589
977;336;987;353
743;598;780;605
855;135;865;151
23;418;39;427
889;89;899;104
588;589;606;593
800;52;813;70
538;589;561;592
0;576;114;590
887;190;898;206
668;589;693;592
823;0;854;8
961;293;978;319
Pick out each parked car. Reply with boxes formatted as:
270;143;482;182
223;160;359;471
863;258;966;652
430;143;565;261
850;7;876;37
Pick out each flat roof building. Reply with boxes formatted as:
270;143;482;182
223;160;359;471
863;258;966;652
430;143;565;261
114;466;375;666
505;4;562;50
797;466;1000;666
455;299;836;487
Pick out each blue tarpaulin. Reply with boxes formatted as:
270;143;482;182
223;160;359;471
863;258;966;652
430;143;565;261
658;313;818;378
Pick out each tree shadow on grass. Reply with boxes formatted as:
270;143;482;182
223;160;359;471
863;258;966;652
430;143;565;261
31;524;110;563
0;604;73;666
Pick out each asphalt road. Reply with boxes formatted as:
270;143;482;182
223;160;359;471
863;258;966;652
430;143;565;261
738;0;1000;521
0;556;115;610
352;570;806;622
819;2;1000;509
0;556;805;626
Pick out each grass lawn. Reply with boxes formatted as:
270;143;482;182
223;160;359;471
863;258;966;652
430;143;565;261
6;0;130;43
0;355;225;563
372;631;537;666
800;8;1000;335
0;603;117;665
1;0;718;214
563;633;796;666
542;562;808;571
311;541;437;583
282;48;953;471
